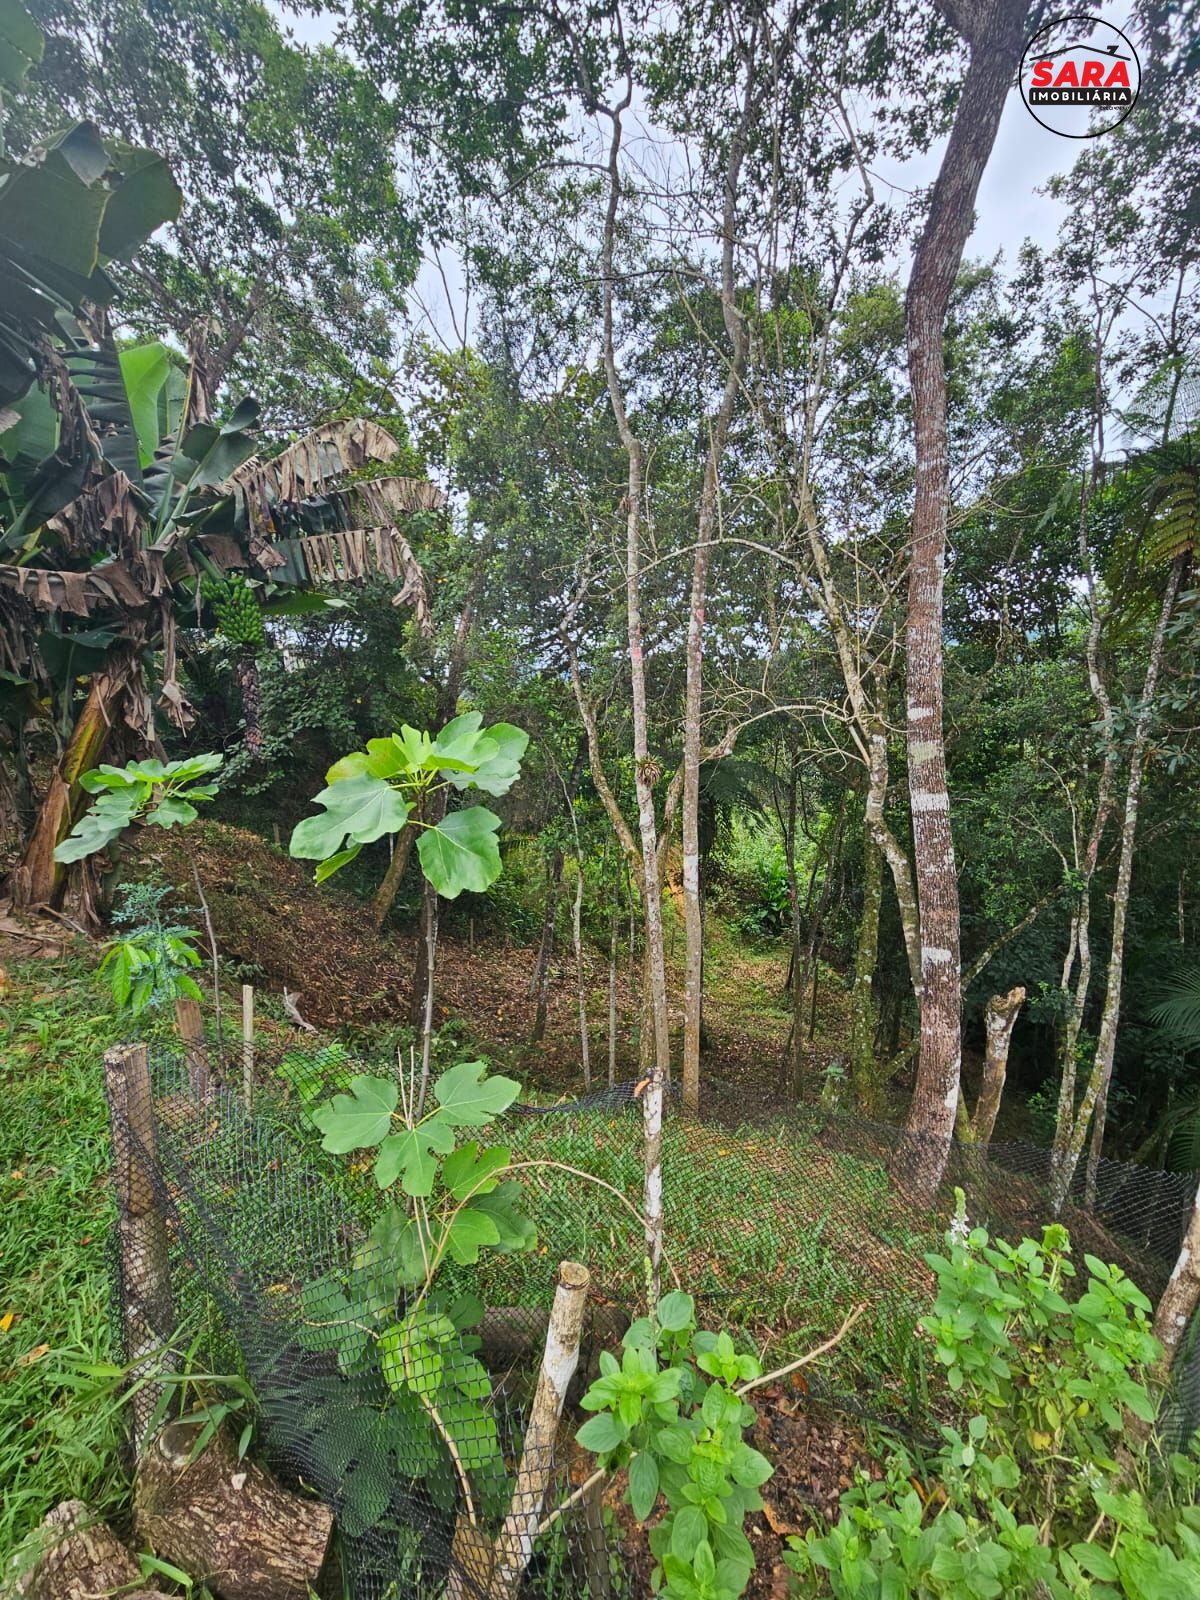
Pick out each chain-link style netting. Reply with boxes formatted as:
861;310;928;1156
105;1039;1200;1600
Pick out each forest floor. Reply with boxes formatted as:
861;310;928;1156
139;820;853;1108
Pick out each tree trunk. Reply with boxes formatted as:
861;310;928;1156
528;849;565;1041
236;650;264;759
1054;560;1183;1211
899;0;1030;1205
850;812;884;1112
370;818;417;932
1151;1178;1200;1386
786;792;847;1098
13;654;135;908
572;858;591;1089
608;873;619;1088
681;57;753;1118
135;1421;332;1600
971;986;1025;1148
22;1500;171;1600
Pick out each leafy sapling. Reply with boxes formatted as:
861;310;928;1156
99;882;204;1016
54;752;224;864
294;1056;537;1527
289;713;528;895
576;1290;772;1600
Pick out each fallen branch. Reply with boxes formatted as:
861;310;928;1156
282;986;317;1032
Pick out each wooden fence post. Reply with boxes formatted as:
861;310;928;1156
489;1261;591;1598
173;995;209;1095
104;1044;173;1452
242;983;254;1108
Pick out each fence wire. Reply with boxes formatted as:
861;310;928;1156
105;1039;1200;1599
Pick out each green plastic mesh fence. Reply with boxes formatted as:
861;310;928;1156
104;1038;1198;1599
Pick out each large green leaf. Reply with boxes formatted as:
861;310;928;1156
468;1182;537;1253
290;774;411;863
0;128;110;277
97;144;182;260
119;341;183;468
433;1060;521;1126
446;721;529;796
442;1204;501;1265
311;1075;398;1153
416;805;502;898
373;1114;456;1196
0;0;43;89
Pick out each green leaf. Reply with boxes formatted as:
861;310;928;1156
658;1291;696;1333
629;1449;660;1521
96;144;182;260
448;722;529;796
671;1505;708;1562
443;1205;502;1265
373;1113;456;1194
0;0;44;89
291;774;410;863
730;1445;773;1488
440;1142;511;1199
1070;1544;1118;1581
576;1412;627;1453
315;844;363;883
312;1075;398;1153
434;1060;521;1126
469;1182;536;1252
416;806;502;898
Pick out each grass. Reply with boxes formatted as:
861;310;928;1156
0;951;131;1560
0;929;939;1577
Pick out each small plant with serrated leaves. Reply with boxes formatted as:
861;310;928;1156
53;752;223;864
289;713;528;894
294;1056;536;1529
576;1289;772;1600
99;882;204;1017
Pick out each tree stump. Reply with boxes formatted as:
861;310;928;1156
19;1499;171;1600
135;1421;333;1600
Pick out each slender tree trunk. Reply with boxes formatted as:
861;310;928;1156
597;97;670;1292
528;850;565;1042
971;986;1026;1148
1052;471;1117;1188
786;793;848;1097
608;874;619;1089
1151;1177;1200;1386
13;652;137;908
1054;561;1183;1211
850;814;884;1113
572;859;591;1089
681;73;752;1115
370;819;417;932
899;0;1030;1205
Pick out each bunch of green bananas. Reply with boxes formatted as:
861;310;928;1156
202;572;266;649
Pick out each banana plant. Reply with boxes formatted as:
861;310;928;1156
290;715;529;899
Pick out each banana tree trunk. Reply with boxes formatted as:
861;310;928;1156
236;650;264;759
12;657;133;908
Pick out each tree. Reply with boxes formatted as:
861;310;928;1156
899;0;1032;1202
15;0;422;428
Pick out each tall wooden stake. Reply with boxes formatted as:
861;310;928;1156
104;1044;173;1451
489;1261;591;1599
241;984;254;1108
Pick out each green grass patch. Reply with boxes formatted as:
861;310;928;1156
0;954;130;1559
